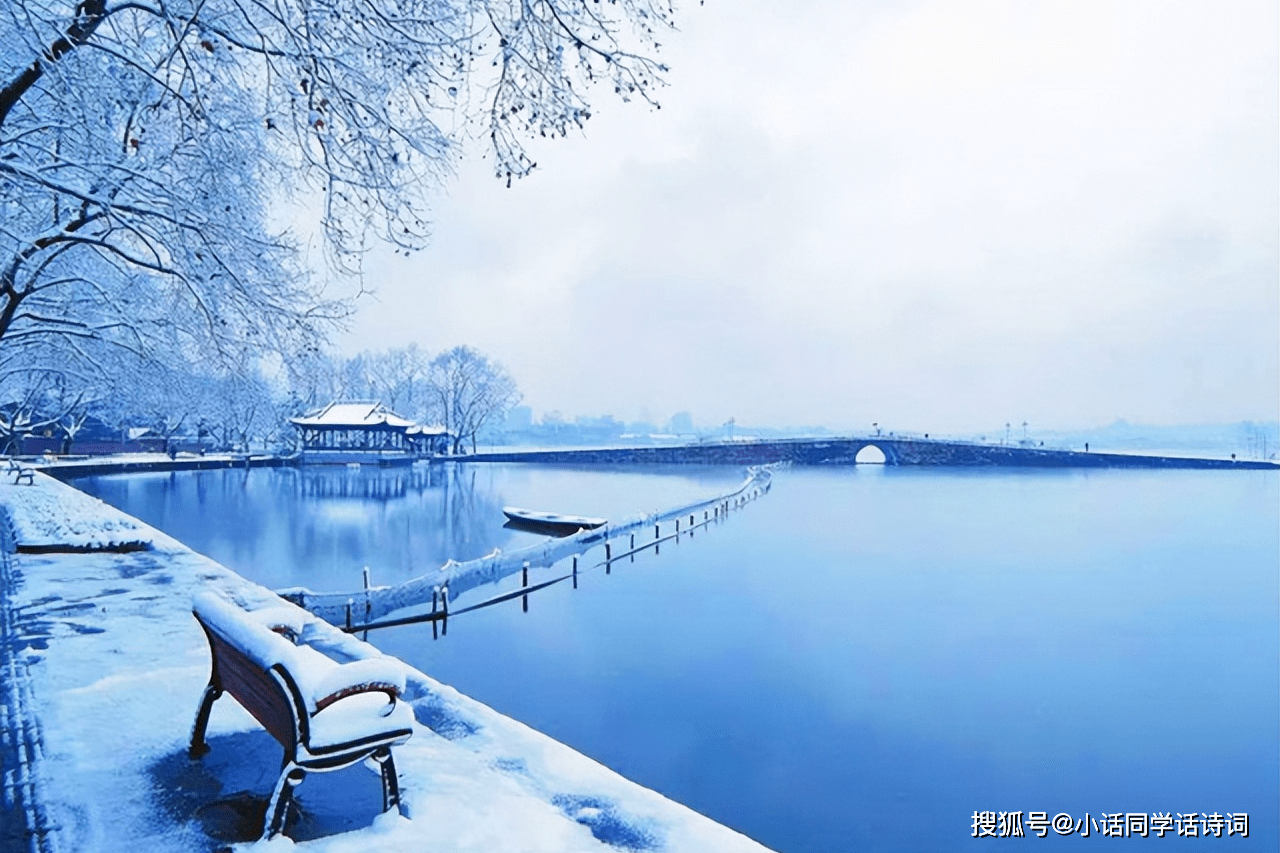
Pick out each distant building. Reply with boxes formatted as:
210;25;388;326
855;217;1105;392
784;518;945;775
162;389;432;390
290;401;450;464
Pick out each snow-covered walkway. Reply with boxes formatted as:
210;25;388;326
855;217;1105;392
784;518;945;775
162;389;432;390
0;472;776;852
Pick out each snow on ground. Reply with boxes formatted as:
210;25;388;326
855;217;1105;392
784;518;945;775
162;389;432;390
34;452;242;468
35;453;182;465
1;471;165;551
0;473;775;852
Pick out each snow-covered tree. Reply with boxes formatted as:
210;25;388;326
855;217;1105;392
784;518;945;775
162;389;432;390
0;365;79;454
425;345;519;453
367;345;430;419
0;336;130;452
285;349;347;414
0;11;327;370
0;0;672;376
204;368;276;451
289;344;433;421
124;361;212;451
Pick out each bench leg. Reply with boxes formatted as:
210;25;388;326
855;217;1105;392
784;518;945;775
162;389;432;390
188;683;222;760
373;748;403;813
264;762;306;839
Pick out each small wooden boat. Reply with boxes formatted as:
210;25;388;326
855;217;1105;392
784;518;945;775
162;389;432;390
502;506;607;536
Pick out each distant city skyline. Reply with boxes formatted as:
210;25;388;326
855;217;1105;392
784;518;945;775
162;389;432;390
334;0;1279;435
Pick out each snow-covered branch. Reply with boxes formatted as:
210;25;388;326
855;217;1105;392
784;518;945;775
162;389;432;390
0;0;670;395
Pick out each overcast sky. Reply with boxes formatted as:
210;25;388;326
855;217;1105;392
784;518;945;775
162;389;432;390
337;0;1278;434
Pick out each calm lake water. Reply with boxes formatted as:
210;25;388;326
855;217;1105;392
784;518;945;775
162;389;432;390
72;463;1279;852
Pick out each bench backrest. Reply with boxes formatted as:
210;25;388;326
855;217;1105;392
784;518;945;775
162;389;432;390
196;613;305;747
193;592;314;747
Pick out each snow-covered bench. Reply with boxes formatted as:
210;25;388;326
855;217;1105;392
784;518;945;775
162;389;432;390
188;591;415;839
6;460;33;485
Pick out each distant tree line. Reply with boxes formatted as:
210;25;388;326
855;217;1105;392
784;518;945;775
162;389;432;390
291;344;520;454
0;343;519;456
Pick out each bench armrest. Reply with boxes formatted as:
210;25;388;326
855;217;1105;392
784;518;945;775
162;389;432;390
310;657;407;714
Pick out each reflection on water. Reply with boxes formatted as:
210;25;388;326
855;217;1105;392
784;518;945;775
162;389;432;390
70;462;743;596
73;464;1280;853
295;465;438;500
72;463;513;592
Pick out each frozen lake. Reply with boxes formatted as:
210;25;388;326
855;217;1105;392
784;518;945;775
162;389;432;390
71;463;1279;851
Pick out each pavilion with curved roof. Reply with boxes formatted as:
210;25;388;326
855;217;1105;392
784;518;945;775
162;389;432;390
290;402;450;463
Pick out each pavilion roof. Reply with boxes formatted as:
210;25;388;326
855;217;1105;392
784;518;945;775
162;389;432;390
290;401;416;430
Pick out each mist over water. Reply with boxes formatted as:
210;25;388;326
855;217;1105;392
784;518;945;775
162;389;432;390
74;464;1279;852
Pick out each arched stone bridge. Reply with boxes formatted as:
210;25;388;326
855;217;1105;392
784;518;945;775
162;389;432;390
467;437;1277;469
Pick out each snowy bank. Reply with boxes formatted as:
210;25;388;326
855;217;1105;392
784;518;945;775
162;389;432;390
2;471;160;551
34;452;287;482
0;473;776;852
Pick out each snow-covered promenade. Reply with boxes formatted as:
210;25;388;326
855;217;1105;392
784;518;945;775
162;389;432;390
33;453;288;481
0;472;775;852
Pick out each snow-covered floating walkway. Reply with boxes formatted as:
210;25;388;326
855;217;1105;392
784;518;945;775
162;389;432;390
0;472;777;852
281;467;774;630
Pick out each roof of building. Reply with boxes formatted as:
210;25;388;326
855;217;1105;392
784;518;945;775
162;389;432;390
290;401;416;430
406;424;451;436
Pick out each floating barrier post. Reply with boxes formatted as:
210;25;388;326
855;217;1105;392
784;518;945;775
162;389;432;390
522;561;530;613
362;566;372;626
439;585;449;637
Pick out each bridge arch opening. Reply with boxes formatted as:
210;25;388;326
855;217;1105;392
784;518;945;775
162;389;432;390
855;444;887;464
